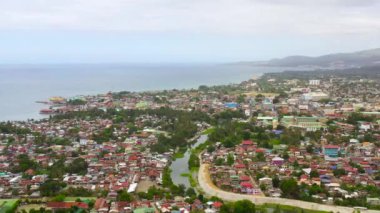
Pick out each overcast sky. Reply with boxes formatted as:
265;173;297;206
1;0;380;63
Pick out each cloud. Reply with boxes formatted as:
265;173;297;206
0;0;379;37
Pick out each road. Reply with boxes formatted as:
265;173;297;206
198;163;380;213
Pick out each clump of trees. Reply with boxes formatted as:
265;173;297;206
39;180;67;196
220;200;256;213
48;157;88;178
188;152;200;169
280;178;299;199
11;154;38;173
117;190;134;202
0;122;31;134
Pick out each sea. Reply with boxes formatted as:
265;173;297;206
0;63;289;121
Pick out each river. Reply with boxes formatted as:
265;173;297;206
170;134;208;188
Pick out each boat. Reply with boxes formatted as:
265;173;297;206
49;96;66;104
39;109;55;115
35;101;49;104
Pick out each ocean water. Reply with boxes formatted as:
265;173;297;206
0;64;287;121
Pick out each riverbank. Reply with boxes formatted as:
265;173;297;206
170;134;208;188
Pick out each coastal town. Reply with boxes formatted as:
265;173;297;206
1;70;380;213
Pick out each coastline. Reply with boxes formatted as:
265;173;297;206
0;63;278;122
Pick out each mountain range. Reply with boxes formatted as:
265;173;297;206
246;48;380;68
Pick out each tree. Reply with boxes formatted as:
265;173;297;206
256;173;264;181
67;158;88;175
260;184;267;191
242;131;251;140
309;184;323;195
162;167;173;188
40;180;66;197
48;159;66;179
170;184;186;196
280;129;302;146
215;158;225;166
333;168;347;177
280;178;299;199
256;152;265;162
188;152;200;169
233;200;256;213
207;145;215;153
64;187;94;197
272;176;280;188
255;94;264;102
52;194;66;202
236;95;246;104
306;145;314;154
117;190;134;202
12;154;38;173
310;170;319;178
227;154;234;166
220;200;255;213
186;187;196;197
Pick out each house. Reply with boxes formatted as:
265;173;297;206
94;198;109;213
367;198;380;206
271;157;284;166
240;182;254;194
224;102;238;109
323;145;340;158
259;177;273;189
359;122;372;131
281;116;326;132
241;140;255;151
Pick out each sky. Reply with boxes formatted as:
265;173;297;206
0;0;380;63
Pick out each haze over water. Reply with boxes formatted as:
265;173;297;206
0;64;288;121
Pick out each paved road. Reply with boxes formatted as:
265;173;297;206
198;163;380;213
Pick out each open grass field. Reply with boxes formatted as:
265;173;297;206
0;199;19;213
64;197;96;202
244;91;279;97
201;127;215;135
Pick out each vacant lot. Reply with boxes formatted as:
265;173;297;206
136;180;156;192
17;204;46;213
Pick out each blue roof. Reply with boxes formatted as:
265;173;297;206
224;102;238;108
272;130;283;135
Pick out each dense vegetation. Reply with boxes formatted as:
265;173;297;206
51;107;211;153
220;200;256;213
0;122;31;134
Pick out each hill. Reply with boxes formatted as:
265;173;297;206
250;48;380;68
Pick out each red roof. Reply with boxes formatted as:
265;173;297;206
47;202;88;209
213;201;223;208
148;170;159;177
242;140;254;145
240;181;253;188
235;164;246;169
240;175;250;181
256;149;265;153
94;198;108;210
128;155;138;161
324;145;340;149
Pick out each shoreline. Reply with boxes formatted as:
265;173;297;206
1;69;268;123
0;64;285;122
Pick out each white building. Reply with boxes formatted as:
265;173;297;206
309;79;321;86
302;92;329;101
